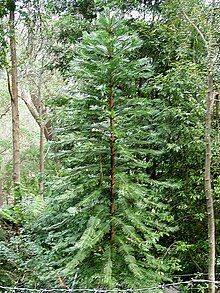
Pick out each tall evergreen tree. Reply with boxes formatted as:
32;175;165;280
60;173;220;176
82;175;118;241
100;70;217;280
32;8;174;289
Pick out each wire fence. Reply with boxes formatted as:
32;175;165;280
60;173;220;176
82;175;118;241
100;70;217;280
1;279;220;293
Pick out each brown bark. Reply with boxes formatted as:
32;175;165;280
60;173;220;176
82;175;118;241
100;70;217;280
9;8;21;187
206;2;216;292
109;78;115;242
30;93;53;140
205;72;215;293
43;121;53;141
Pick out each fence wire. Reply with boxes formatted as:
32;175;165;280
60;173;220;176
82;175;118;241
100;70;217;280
0;279;220;293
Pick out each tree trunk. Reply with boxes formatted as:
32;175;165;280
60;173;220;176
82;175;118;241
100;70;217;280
205;72;215;293
109;77;115;242
9;6;21;192
206;2;217;292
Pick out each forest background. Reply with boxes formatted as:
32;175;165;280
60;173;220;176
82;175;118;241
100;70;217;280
0;0;220;291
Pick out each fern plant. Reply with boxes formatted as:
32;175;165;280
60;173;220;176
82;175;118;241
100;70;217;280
31;8;175;289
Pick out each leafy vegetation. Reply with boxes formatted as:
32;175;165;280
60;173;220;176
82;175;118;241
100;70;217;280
0;0;220;291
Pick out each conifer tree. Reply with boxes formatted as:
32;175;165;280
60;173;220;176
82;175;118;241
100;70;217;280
33;8;174;289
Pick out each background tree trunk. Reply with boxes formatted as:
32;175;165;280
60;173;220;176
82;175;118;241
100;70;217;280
205;72;215;293
205;2;217;292
9;6;21;192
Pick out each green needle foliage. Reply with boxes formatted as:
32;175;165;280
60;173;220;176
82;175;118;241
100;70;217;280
31;8;175;289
